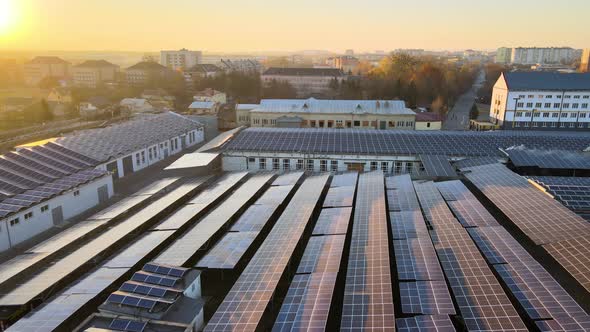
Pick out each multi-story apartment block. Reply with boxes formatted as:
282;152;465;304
242;98;416;130
581;49;590;73
262;68;345;97
23;56;70;86
495;47;512;64
160;49;202;71
72;60;119;88
490;72;590;130
329;56;359;74
510;47;575;65
125;61;171;86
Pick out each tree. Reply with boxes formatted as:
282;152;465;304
431;95;445;115
262;79;297;99
469;104;479;120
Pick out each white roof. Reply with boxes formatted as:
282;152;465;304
250;98;415;115
189;101;215;109
236;104;260;110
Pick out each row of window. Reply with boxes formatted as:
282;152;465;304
518;94;590;100
247;158;423;174
512;121;587;128
7;204;49;228
251;118;414;129
515;111;589;119
516;102;589;110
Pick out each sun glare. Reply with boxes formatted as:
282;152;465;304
0;0;15;33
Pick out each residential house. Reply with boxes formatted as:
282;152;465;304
23;56;70;86
79;96;112;118
72;60;119;88
188;101;216;115
184;64;223;86
141;89;175;109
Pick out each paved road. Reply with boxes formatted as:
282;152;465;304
443;69;486;130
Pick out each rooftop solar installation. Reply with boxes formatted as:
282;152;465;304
32;146;91;168
272;272;338;332
393;238;445;281
396;315;456;332
390;211;429;240
453;156;502;169
322;185;356;208
254;185;294;205
420;155;457;177
469;226;587;321
0;179;204;308
296;235;346;274
164;152;220;170
543;236;590;294
0;157;55;183
45;142;101;165
330;172;359;187
400;281;455;315
312;207;352;235
271;171;304;186
154;173;275;266
188;172;248;205
130;177;180;196
229;204;282;232
463;163;590;245
204;174;330;331
413;181;462;230
5;230;174;331
506;148;590;170
435;180;499;228
196;232;258;269
225;127;590;157
528;176;590;213
341;171;395;331
87;195;152;221
535;314;590;331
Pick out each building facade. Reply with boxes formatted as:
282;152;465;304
262;68;345;97
245;98;416;130
72;60;119;88
23;56;70;86
490;72;590;130
495;48;512;64
125;61;171;86
581;49;590;73
160;49;202;71
510;47;575;65
415;112;443;130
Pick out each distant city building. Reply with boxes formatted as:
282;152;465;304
79;96;112;118
188;101;217;115
218;59;262;73
72;60;119;88
160;49;202;70
243;98;416;130
125;61;170;86
345;49;354;56
193;88;227;104
186;64;223;79
490;72;590;130
262;67;345;97
328;56;359;74
581;49;590;73
495;47;512;64
510;47;575;65
23;56;70;86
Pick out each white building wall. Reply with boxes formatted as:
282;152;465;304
0;175;114;251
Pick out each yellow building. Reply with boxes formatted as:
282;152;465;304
72;60;119;88
414;112;443;130
23;56;70;86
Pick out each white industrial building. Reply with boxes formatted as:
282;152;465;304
58;112;205;179
0;144;113;251
490;72;590;130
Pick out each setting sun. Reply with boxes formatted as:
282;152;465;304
0;0;15;33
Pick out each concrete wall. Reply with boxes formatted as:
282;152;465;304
0;175;114;251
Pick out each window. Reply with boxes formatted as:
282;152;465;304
283;159;290;170
24;212;33;220
519;95;525;98
272;158;280;170
583;103;588;108
533;112;540;117
584;96;590;99
259;158;266;170
406;162;414;174
551;122;557;128
579;123;585;128
248;158;255;164
318;120;325;128
73;190;80;196
397;121;404;127
362;121;369;127
552;113;559;118
370;161;378;171
580;113;587;118
327;121;333;128
394;161;403;174
535;103;541;108
553;103;560;108
557;95;562;99
135;153;141;166
41;205;49;212
542;112;549;118
546;95;552;99
388;121;396;128
346;121;352;128
561;113;568;118
515;112;523;117
306;159;315;171
527;95;534;98
335;120;343;128
406;121;413;127
574;95;581;99
563;103;570;109
141;151;146;163
427;123;431;128
564;95;571;99
320;160;328;172
517;102;524;108
330;160;338;172
310;120;316;127
381;162;388;172
9;218;19;226
526;103;533;108
296;159;304;170
573;103;579;109
544;103;551;108
524;112;531;117
353;120;360;127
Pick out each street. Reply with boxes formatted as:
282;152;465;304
443;69;486;130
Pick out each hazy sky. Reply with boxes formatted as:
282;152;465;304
1;0;589;53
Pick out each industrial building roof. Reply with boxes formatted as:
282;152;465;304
503;72;590;91
57;112;203;161
224;127;590;157
251;98;415;115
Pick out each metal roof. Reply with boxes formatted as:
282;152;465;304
189;101;215;109
224;128;590;157
503;72;590;91
251;98;414;115
57;112;203;161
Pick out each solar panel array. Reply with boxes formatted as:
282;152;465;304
464;163;590;294
396;315;456;332
528;176;590;213
452;156;502;169
341;171;395;331
0;178;206;309
506;149;590;170
225;127;590;157
154;173;274;266
420;155;457;177
413;180;527;331
196;231;258;269
435;180;499;228
274;173;354;332
205;174;330;331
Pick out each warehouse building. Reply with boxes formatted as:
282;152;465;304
243;98;416;130
57;112;205;179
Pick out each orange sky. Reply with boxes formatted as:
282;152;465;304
1;0;589;53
